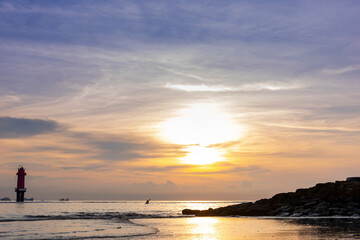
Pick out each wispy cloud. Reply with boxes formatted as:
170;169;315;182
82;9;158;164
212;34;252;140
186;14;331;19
0;95;21;103
165;83;235;92
322;64;360;75
165;82;302;92
260;122;360;133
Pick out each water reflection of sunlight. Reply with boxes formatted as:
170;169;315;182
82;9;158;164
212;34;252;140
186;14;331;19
183;201;223;212
188;217;218;239
188;217;218;225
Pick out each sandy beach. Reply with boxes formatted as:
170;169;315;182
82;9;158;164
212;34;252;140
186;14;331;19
133;217;360;240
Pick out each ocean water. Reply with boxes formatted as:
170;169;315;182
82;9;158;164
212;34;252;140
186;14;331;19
0;200;359;239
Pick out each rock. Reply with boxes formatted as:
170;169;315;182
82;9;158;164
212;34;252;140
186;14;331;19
304;201;318;207
308;213;319;217
278;212;290;217
182;209;201;215
182;180;360;217
348;202;359;207
318;211;331;216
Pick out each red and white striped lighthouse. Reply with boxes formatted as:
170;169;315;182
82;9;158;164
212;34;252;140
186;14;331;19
15;166;27;202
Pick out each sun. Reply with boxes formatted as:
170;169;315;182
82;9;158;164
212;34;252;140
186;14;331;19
160;103;242;165
182;145;225;165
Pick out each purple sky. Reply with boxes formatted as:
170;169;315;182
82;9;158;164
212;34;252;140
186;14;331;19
1;0;360;200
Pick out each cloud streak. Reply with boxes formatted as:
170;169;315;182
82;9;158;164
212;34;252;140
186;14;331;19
165;82;302;92
322;64;360;75
0;117;60;138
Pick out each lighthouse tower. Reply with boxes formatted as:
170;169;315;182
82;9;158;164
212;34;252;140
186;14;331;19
15;166;27;202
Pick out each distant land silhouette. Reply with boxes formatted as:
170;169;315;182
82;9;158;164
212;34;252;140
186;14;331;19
183;179;360;217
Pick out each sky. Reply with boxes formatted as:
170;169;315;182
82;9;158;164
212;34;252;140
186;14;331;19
0;0;360;200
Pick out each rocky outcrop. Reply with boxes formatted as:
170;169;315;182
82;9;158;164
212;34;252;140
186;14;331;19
182;180;360;217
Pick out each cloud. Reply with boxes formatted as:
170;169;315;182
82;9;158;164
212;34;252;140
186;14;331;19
222;165;270;175
131;180;177;192
58;164;108;171
241;180;252;188
322;64;360;75
0;94;21;103
84;138;181;162
89;140;147;161
190;164;270;175
324;105;360;116
0;117;60;138
65;132;183;162
165;82;302;92
165;83;235;92
127;165;188;173
260;122;360;133
238;83;302;91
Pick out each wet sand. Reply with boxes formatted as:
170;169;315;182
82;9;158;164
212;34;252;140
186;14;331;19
133;217;360;239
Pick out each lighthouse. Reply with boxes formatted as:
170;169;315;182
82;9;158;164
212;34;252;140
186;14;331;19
15;166;27;202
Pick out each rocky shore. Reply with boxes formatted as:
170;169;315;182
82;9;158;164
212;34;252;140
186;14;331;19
183;180;360;217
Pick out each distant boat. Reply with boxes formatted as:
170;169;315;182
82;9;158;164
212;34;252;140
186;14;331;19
24;197;34;201
1;197;11;201
59;198;69;201
145;198;151;204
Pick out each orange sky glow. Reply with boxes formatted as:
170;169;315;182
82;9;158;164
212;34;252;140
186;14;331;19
1;1;360;200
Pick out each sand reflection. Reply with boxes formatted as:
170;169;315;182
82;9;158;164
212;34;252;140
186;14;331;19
188;218;218;239
134;217;360;239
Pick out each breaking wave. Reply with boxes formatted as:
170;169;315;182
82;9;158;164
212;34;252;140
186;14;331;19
0;211;185;223
0;212;164;240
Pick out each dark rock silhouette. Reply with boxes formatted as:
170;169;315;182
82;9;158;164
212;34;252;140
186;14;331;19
183;180;360;217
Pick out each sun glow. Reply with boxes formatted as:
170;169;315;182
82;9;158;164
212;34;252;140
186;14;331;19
160;104;242;165
162;104;241;146
182;146;225;165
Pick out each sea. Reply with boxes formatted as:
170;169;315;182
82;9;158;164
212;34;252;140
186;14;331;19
1;200;360;239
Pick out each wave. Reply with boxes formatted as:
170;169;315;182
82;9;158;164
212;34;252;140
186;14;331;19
0;200;244;203
0;212;161;239
0;211;188;223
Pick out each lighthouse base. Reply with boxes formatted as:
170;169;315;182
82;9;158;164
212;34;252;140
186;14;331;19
15;189;26;202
